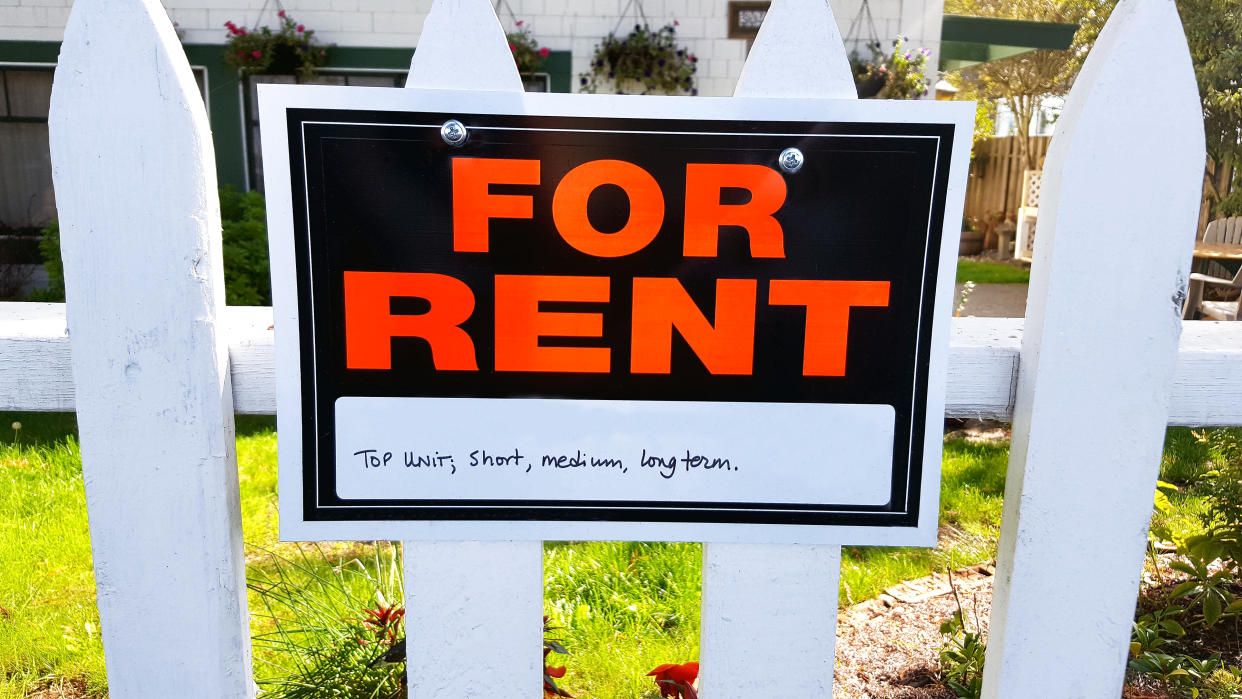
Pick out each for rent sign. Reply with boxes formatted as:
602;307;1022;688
261;87;973;544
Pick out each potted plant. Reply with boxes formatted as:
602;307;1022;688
223;11;328;80
507;21;552;91
579;22;696;95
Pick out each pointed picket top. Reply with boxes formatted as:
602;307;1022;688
733;0;856;99
49;0;252;696
407;0;523;91
982;0;1204;696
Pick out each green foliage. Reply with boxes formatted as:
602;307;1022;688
507;22;550;75
938;612;986;699
1130;651;1242;698
543;541;701;697
1131;609;1187;656
850;37;931;99
1176;0;1242;218
579;23;697;95
955;259;1030;284
219;186;272;306
222;11;328;81
249;543;406;699
23;221;63;302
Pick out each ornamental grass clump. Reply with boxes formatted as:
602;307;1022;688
580;23;697;95
223;10;328;80
249;542;406;699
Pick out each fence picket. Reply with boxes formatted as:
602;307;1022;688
401;2;544;696
47;0;253;696
981;0;1205;695
699;1;856;694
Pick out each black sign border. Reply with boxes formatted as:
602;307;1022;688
287;108;954;528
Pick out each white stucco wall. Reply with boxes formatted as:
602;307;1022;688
0;0;943;97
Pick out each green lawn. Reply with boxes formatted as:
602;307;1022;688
956;259;1031;284
0;414;1229;698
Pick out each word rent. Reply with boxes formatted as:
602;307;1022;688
343;157;891;376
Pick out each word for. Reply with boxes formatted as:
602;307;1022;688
341;157;891;379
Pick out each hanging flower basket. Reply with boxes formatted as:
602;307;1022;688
507;21;551;75
223;11;329;81
579;23;697;96
850;36;930;100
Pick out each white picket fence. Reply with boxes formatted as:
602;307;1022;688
0;0;1238;696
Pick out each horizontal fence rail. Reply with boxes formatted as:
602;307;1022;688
2;302;1239;425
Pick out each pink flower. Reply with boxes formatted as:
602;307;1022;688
278;9;285;17
509;43;516;52
539;47;550;56
674;19;679;25
238;28;246;35
252;50;262;58
516;20;524;26
297;24;305;32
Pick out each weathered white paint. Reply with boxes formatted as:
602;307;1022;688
704;1;853;693
701;544;842;696
733;0;855;99
404;541;543;697
5;305;1240;425
401;2;543;695
981;0;1205;696
47;0;253;696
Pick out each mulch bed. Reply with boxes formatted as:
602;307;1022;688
834;564;993;698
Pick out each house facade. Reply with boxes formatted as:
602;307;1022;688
0;0;946;230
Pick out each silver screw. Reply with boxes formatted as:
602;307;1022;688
778;147;805;174
440;119;468;147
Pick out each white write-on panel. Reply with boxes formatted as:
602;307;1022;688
335;397;894;507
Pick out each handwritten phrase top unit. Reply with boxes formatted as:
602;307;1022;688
260;86;974;545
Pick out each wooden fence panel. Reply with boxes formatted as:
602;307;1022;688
46;0;253;695
981;0;1205;695
964;135;1051;225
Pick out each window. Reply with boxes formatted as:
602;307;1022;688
243;71;408;192
0;67;55;231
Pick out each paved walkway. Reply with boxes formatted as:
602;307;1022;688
953;282;1029;318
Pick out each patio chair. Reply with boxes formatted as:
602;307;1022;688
1184;216;1242;320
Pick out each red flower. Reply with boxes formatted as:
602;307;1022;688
516;20;524;26
297;24;305;32
236;51;244;58
539;47;550;57
546;666;566;678
238;28;246;35
252;50;262;58
647;662;699;699
509;43;516;52
278;9;286;17
674;19;680;25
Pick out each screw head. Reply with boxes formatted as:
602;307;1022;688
440;119;468;147
778;147;805;174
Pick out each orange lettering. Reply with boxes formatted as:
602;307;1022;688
684;163;786;258
631;278;757;375
768;280;890;376
494;275;611;373
552;159;665;257
452;157;540;252
343;271;477;371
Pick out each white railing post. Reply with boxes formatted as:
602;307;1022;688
982;0;1204;696
401;2;544;696
699;1;856;695
48;0;253;696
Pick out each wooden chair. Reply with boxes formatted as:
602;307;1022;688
1184;216;1242;320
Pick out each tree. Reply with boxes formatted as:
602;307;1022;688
944;0;1118;171
1177;0;1242;217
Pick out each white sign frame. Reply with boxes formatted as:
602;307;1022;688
261;84;973;545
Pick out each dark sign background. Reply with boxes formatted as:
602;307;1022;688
287;108;954;526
